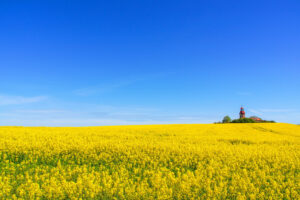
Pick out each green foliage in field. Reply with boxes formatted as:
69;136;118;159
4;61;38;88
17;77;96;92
222;115;232;123
231;118;256;123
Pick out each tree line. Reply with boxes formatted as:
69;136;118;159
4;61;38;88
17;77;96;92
215;116;275;123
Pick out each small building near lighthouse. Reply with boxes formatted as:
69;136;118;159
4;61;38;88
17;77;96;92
249;116;263;122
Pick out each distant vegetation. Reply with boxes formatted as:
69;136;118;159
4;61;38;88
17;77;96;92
216;107;276;124
222;116;231;123
231;118;256;123
217;117;275;124
231;118;275;123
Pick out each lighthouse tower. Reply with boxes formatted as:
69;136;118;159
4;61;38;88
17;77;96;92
239;107;245;119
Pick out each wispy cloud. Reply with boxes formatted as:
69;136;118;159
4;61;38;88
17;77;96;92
236;92;252;96
74;81;133;96
248;109;262;115
13;109;66;114
73;73;169;96
0;104;216;126
0;95;47;106
249;108;295;115
259;109;295;113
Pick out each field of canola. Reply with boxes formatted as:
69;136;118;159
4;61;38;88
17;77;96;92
0;123;299;199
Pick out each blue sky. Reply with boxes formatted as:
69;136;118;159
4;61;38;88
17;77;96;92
0;0;299;126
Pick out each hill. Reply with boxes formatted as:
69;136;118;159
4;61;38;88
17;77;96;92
0;123;299;199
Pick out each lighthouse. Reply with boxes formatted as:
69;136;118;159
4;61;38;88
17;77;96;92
239;107;245;119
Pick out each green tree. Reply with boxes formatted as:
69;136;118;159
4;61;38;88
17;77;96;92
231;118;256;123
222;116;232;123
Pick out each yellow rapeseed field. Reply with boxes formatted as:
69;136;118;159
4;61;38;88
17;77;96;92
0;123;299;199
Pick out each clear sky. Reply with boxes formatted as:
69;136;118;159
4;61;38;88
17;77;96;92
0;0;299;126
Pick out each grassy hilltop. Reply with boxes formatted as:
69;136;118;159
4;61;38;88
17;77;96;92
0;123;299;199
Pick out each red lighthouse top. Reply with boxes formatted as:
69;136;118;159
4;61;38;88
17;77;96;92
239;107;245;118
240;107;245;114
